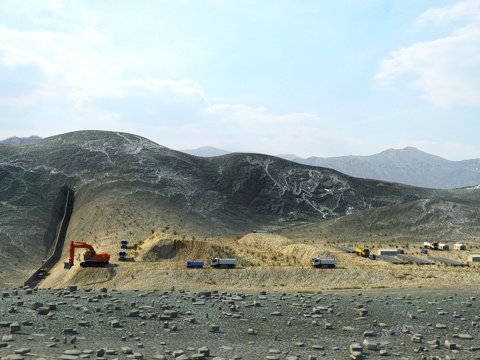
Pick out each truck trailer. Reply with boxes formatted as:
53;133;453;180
186;261;204;268
311;258;337;268
210;258;237;268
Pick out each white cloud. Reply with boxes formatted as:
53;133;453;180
0;22;114;106
376;0;480;108
416;0;480;24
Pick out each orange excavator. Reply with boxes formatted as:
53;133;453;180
64;241;110;269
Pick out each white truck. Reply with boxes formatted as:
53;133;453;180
210;258;237;268
424;241;438;250
311;258;338;268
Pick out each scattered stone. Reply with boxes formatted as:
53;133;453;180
14;348;31;355
363;339;378;350
350;343;362;353
64;349;82;355
357;308;368;316
444;339;457;350
411;334;423;343
350;351;363;359
208;323;220;332
198;347;210;356
36;307;49;315
29;302;42;310
10;322;20;333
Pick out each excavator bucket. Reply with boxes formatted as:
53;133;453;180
64;262;73;270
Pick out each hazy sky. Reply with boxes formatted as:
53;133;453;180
1;1;479;160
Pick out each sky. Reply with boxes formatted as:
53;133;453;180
0;0;479;161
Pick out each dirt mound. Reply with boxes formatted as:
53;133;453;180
41;264;114;289
133;233;239;265
281;244;333;262
238;233;292;250
136;236;209;262
238;233;335;263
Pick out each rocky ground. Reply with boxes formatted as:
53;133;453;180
1;285;480;360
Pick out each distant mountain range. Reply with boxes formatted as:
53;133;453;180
181;146;230;157
293;147;480;189
2;137;479;189
184;146;480;189
0;135;42;145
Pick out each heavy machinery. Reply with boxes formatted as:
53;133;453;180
119;249;127;261
37;267;49;278
311;258;337;268
64;241;110;269
424;241;438;250
355;247;370;257
210;258;237;268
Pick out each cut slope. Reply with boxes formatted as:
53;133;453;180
238;233;335;263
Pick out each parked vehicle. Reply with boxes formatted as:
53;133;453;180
311;258;337;268
355;247;370;257
37;267;49;278
396;249;404;254
420;248;428;254
210;258;237;268
119;250;127;261
186;261;204;268
423;242;438;250
120;240;128;249
368;254;376;260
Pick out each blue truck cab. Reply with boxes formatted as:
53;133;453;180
186;261;204;268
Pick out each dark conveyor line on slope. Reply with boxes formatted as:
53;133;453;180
24;186;75;287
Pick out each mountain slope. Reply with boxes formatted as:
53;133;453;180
181;146;230;157
294;147;480;189
0;135;42;145
1;130;480;288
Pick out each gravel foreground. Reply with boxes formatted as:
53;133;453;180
1;286;480;360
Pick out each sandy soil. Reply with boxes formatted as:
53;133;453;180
37;233;480;293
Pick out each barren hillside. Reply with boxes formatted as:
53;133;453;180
2;130;480;289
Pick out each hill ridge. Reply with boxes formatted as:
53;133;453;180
1;130;480;288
